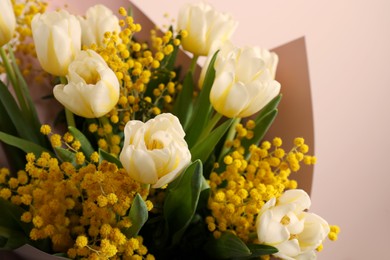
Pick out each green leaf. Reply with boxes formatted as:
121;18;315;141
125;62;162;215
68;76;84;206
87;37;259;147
0;100;26;170
204;232;251;259
54;147;76;164
245;244;278;257
0;226;29;250
99;149;123;168
241;109;278;159
0;80;40;143
204;232;278;259
190;118;234;163
164;160;203;245
0;199;31;236
173;71;194;128
255;94;282;120
68;126;94;158
185;51;219;147
0;131;54;158
123;194;148;238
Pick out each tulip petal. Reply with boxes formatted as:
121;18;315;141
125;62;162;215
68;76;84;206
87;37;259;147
274;239;301;260
222;81;250;117
127;147;158;185
53;83;95;118
278;189;311;212
297;212;330;252
257;210;290;244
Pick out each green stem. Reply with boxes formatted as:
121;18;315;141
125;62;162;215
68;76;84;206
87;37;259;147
60;76;76;128
198;112;223;143
218;117;241;161
189;55;199;74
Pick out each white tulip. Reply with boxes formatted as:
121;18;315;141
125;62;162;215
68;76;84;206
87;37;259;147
53;50;119;118
0;0;16;47
209;42;281;118
31;10;81;76
119;113;191;188
177;2;238;56
78;4;120;47
256;189;330;260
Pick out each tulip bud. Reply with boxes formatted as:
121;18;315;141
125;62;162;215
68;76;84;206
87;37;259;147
0;0;16;47
177;2;238;56
119;113;191;188
209;42;280;118
31;10;81;76
78;4;120;47
53;50;119;118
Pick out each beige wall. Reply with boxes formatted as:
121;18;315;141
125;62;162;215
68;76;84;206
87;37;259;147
131;0;390;259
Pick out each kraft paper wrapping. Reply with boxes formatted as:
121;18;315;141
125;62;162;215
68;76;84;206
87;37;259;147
1;1;314;258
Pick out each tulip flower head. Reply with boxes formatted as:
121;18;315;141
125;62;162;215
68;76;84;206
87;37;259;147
53;50;120;118
256;189;330;260
209;42;281;118
78;4;120;47
119;113;191;188
177;2;238;56
0;0;16;47
31;9;81;76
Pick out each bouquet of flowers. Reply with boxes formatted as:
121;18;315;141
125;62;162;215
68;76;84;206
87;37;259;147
0;0;339;259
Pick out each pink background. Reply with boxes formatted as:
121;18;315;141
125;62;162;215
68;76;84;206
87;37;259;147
130;0;390;259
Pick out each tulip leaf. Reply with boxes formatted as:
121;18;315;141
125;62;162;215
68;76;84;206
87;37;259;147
7;47;45;145
185;51;219;147
123;193;148;238
190;118;234;163
245;244;278;257
0;199;31;236
0;226;30;250
203;232;251;259
164;160;203;246
204;232;278;259
173;71;194;128
0;80;41;143
68;126;94;158
54;147;76;165
0;101;26;170
98;149;123;168
254;94;282;121
0;131;54;158
241;109;278;158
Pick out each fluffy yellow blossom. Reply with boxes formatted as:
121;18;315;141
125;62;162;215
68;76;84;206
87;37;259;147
207;137;315;242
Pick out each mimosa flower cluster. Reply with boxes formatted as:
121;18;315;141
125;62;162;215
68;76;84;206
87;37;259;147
0;0;339;259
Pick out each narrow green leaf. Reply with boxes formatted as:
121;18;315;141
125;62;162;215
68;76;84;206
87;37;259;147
8;46;42;136
173;71;194;128
0;131;54;158
185;51;219;147
54;147;76;164
0;101;26;170
0;226;29;250
68;126;94;158
164;160;203;245
255;94;282;121
99;149;122;168
0;80;39;143
123;194;148;238
246;244;278;257
0;199;31;235
204;232;251;259
241;109;278;158
190;118;234;163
